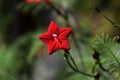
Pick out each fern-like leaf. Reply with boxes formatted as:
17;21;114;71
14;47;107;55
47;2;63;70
93;34;120;73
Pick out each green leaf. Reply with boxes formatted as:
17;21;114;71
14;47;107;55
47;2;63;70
93;34;120;73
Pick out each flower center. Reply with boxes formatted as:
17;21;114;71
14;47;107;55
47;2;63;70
52;34;57;37
52;34;59;42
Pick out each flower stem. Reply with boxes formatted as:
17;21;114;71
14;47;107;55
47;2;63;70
64;53;78;72
65;16;86;71
92;61;97;73
64;50;79;70
97;60;108;72
92;50;108;72
76;70;93;77
63;50;93;78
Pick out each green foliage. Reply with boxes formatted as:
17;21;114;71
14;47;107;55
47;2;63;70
0;31;43;80
92;34;120;79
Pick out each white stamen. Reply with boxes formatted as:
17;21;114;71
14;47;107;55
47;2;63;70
52;34;57;37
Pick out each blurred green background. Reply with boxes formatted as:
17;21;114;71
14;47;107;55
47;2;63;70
0;0;120;80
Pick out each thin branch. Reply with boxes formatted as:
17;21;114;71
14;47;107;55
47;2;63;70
95;7;115;26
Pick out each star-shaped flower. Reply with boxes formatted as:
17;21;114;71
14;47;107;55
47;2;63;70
39;21;72;55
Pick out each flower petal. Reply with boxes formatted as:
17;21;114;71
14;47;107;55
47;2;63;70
38;32;53;45
48;21;59;34
58;28;72;38
48;41;60;55
59;37;70;50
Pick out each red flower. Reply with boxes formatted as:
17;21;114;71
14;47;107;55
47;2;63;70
39;21;72;55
